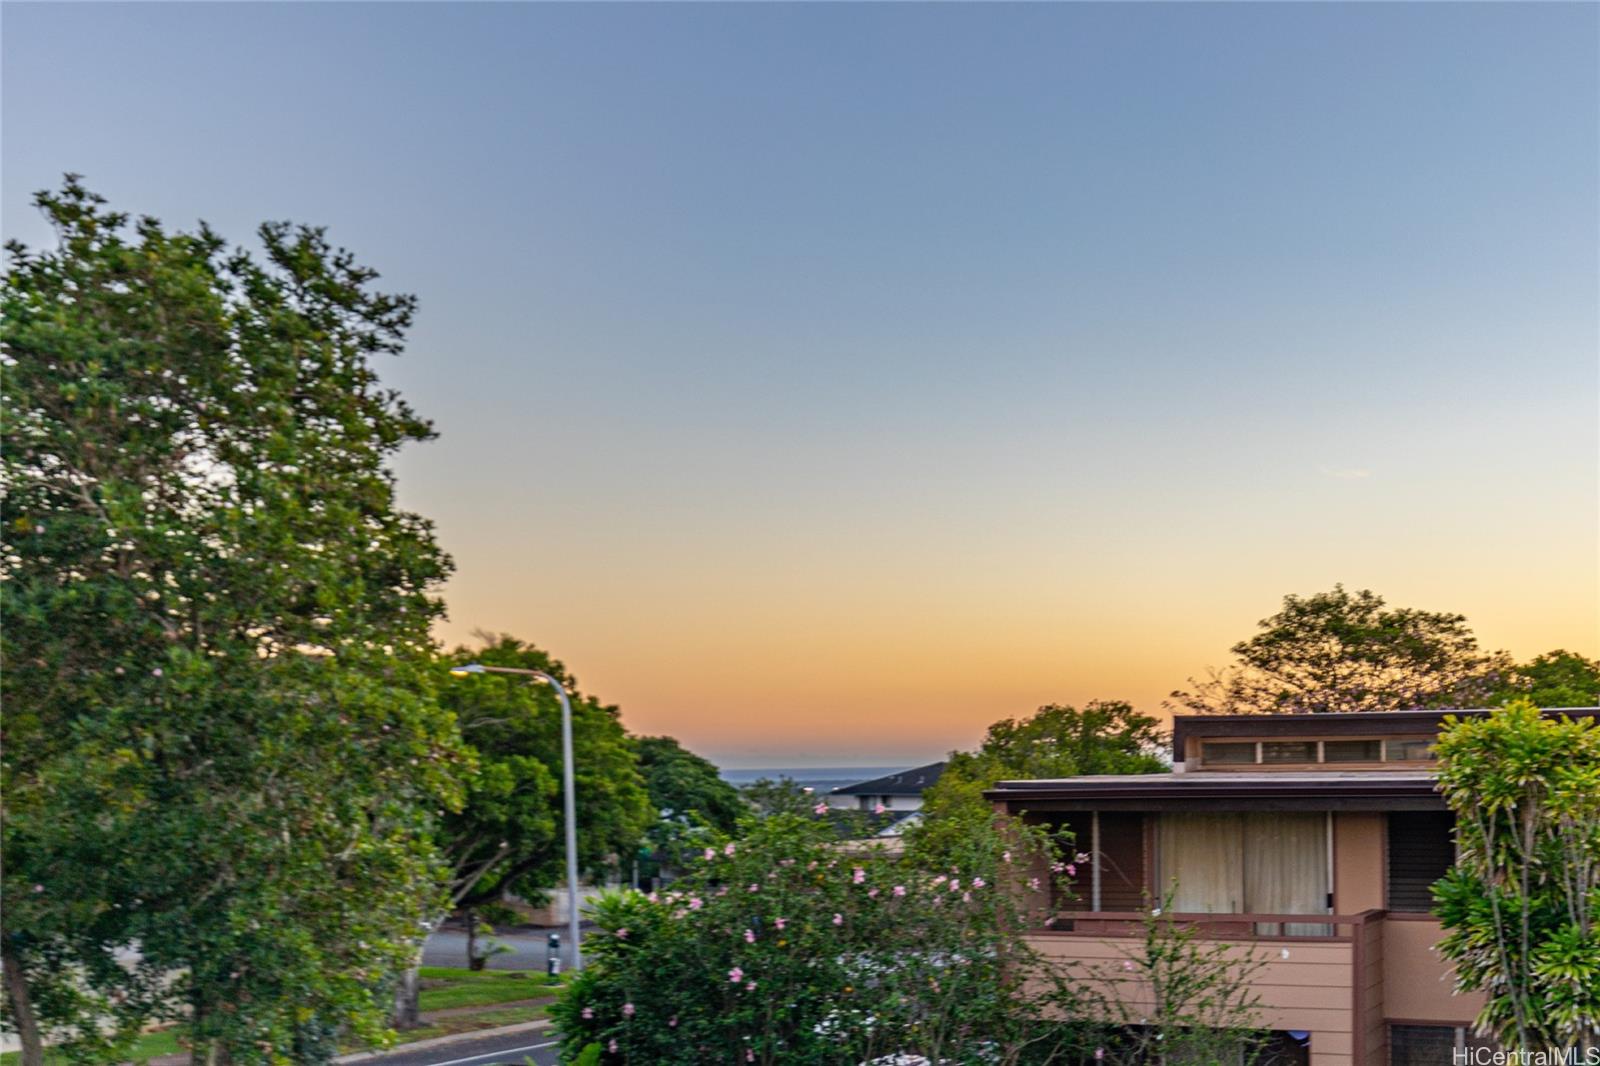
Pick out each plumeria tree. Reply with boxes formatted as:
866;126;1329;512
551;808;1095;1065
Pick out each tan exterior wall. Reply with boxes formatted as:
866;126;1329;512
1382;918;1483;1024
1027;934;1357;1066
1333;813;1385;913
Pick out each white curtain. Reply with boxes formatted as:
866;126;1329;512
1243;812;1330;935
1158;813;1244;913
1158;812;1329;932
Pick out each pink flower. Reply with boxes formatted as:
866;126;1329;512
813;802;829;815
669;1015;678;1028
832;913;843;925
616;928;629;939
1028;877;1041;891
1065;864;1077;877
647;892;659;903
581;1007;594;1019
1002;850;1012;863
892;885;906;897
972;877;985;889
932;874;947;885
748;883;760;893
705;847;717;861
622;1002;635;1017
689;897;704;910
867;888;879;898
728;966;744;983
1076;852;1091;863
1122;960;1134;972
744;929;756;943
725;842;737;856
1050;862;1066;874
852;867;866;884
745;980;757;991
1095;1049;1105;1061
609;1039;618;1053
873;803;886;814
717;886;729;896
948;880;960;893
774;917;787;929
151;667;163;677
962;891;972;903
746;1051;755;1063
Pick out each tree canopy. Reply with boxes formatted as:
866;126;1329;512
1168;584;1512;715
2;177;464;1063
1491;650;1600;709
634;735;743;836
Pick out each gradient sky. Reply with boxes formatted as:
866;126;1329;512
5;3;1597;767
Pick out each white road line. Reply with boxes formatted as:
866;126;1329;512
418;1040;557;1066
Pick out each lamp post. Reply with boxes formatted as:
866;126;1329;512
448;662;583;972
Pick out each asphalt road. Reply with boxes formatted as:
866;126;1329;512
421;927;593;972
354;1028;562;1066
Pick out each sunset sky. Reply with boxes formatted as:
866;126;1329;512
5;3;1596;767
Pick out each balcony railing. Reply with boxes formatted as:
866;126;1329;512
1040;909;1387;941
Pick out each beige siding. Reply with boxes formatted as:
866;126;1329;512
1334;812;1386;913
1381;918;1482;1024
1028;934;1356;1058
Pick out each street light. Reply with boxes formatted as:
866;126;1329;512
448;661;583;972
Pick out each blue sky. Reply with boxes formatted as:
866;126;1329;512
5;3;1596;765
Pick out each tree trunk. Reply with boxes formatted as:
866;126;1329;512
465;909;483;972
391;963;422;1030
1;949;45;1066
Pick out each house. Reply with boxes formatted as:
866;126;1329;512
826;761;946;813
986;707;1600;1066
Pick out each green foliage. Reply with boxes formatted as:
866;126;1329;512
2;177;464;1062
1169;584;1512;715
738;776;817;819
1433;700;1600;1049
438;635;652;910
1491;650;1600;709
635;735;743;835
912;701;1165;865
551;812;1088;1065
1069;890;1267;1065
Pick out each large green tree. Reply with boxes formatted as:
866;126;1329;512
1168;585;1512;715
2;178;465;1063
913;701;1166;864
1491;650;1600;709
1433;701;1600;1050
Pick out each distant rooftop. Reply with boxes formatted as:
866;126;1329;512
830;761;947;797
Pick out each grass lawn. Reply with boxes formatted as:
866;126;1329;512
1;971;560;1064
417;966;562;1012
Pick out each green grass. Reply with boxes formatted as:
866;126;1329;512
0;971;560;1064
0;1027;181;1065
417;966;562;1012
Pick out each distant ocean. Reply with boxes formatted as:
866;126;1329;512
719;766;910;796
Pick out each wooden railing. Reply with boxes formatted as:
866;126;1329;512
1041;909;1387;941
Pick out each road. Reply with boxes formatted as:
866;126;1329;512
421;926;593;972
353;1027;563;1066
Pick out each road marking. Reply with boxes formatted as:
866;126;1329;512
418;1040;557;1066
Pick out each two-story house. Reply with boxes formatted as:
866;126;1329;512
986;708;1599;1066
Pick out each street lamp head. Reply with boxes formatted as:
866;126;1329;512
448;662;487;677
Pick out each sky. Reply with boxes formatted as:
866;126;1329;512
5;2;1597;767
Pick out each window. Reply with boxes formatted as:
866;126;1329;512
1385;737;1436;761
1387;811;1455;912
1050;812;1146;913
1158;813;1329;932
1323;739;1381;762
1390;1025;1497;1066
1261;741;1317;764
1202;742;1257;766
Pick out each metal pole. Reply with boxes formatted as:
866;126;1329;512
549;675;583;972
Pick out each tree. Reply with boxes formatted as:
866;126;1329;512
1491;650;1600;709
390;635;654;1025
738;776;818;819
635;736;742;836
913;701;1165;864
551;811;1088;1065
2;178;465;1063
1168;585;1512;715
1432;701;1600;1051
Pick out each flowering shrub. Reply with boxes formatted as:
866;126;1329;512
553;812;1089;1064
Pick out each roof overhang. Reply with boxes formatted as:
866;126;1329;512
984;772;1445;812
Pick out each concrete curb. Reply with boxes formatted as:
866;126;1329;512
335;1018;553;1063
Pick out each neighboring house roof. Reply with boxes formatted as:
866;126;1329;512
829;761;947;797
1171;705;1600;753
